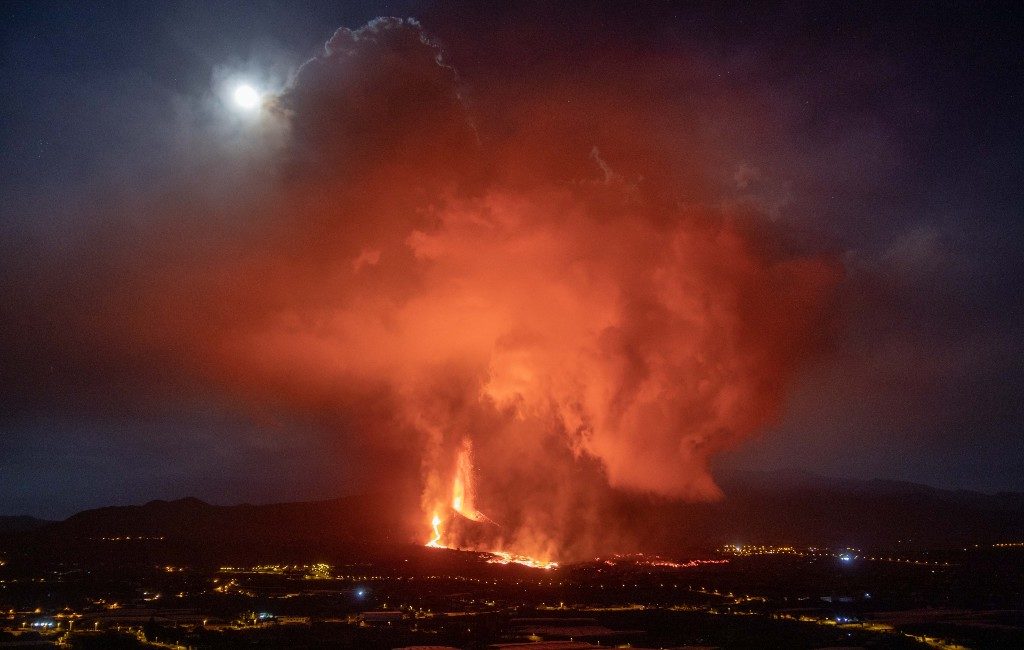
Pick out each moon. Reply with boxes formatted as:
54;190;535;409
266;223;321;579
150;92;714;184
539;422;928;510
232;84;261;111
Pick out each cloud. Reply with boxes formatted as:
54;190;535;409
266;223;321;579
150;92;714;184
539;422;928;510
0;17;839;557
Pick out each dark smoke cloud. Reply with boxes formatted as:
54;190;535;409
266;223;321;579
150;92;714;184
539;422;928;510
1;18;843;558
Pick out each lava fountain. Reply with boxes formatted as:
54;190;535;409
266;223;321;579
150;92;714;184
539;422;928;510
425;438;558;569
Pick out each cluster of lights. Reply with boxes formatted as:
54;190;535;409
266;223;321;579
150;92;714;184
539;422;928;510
219;566;392;582
722;544;864;563
722;543;958;568
862;556;952;567
2;556;984;650
722;544;815;556
305;563;332;579
218;563;333;577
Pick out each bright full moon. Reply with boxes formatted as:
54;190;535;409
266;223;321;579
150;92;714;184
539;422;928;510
232;84;261;110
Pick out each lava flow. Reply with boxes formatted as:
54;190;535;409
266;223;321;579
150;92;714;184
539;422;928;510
425;515;560;570
425;439;558;569
484;550;559;570
426;514;443;548
602;553;729;569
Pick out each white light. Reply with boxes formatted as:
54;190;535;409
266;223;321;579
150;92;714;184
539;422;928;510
232;84;261;110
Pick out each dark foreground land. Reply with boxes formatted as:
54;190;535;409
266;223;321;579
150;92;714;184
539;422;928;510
1;540;1023;649
1;477;1023;649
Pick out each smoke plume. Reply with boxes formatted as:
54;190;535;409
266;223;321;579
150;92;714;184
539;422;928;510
5;18;840;559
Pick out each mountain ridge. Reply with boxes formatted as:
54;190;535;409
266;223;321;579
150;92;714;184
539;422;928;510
3;472;1022;566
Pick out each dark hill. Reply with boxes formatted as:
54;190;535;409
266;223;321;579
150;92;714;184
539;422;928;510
0;515;51;534
2;491;421;568
2;473;1022;567
593;470;1024;556
688;470;1024;548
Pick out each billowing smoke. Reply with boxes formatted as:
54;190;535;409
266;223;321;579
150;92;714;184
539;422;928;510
6;18;839;560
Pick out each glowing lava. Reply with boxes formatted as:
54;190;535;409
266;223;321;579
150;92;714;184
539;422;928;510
484;550;559;570
424;438;557;569
451;439;482;521
600;553;729;569
426;514;443;548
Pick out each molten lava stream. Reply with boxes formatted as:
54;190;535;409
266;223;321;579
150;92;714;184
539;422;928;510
426;514;443;548
424;512;558;569
423;438;558;569
484;550;558;570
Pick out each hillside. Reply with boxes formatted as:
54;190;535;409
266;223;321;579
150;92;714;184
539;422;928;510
2;473;1022;567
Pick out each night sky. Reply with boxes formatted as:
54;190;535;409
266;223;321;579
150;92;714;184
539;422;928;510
2;1;1022;520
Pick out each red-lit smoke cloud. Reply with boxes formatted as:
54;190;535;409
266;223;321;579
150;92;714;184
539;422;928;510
51;18;840;559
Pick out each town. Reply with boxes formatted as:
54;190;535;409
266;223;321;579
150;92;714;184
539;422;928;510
2;539;1021;649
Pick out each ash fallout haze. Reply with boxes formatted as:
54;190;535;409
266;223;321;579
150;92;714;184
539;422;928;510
1;0;1022;568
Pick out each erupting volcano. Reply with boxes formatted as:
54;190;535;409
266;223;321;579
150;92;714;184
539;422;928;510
425;439;559;569
449;439;490;524
2;3;1019;646
13;18;839;564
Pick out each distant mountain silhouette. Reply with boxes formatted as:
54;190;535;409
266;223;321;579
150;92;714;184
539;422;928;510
0;491;423;568
2;473;1022;566
0;515;51;534
585;469;1024;556
689;469;1024;548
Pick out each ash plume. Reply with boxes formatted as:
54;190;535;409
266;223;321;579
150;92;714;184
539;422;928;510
1;18;839;559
